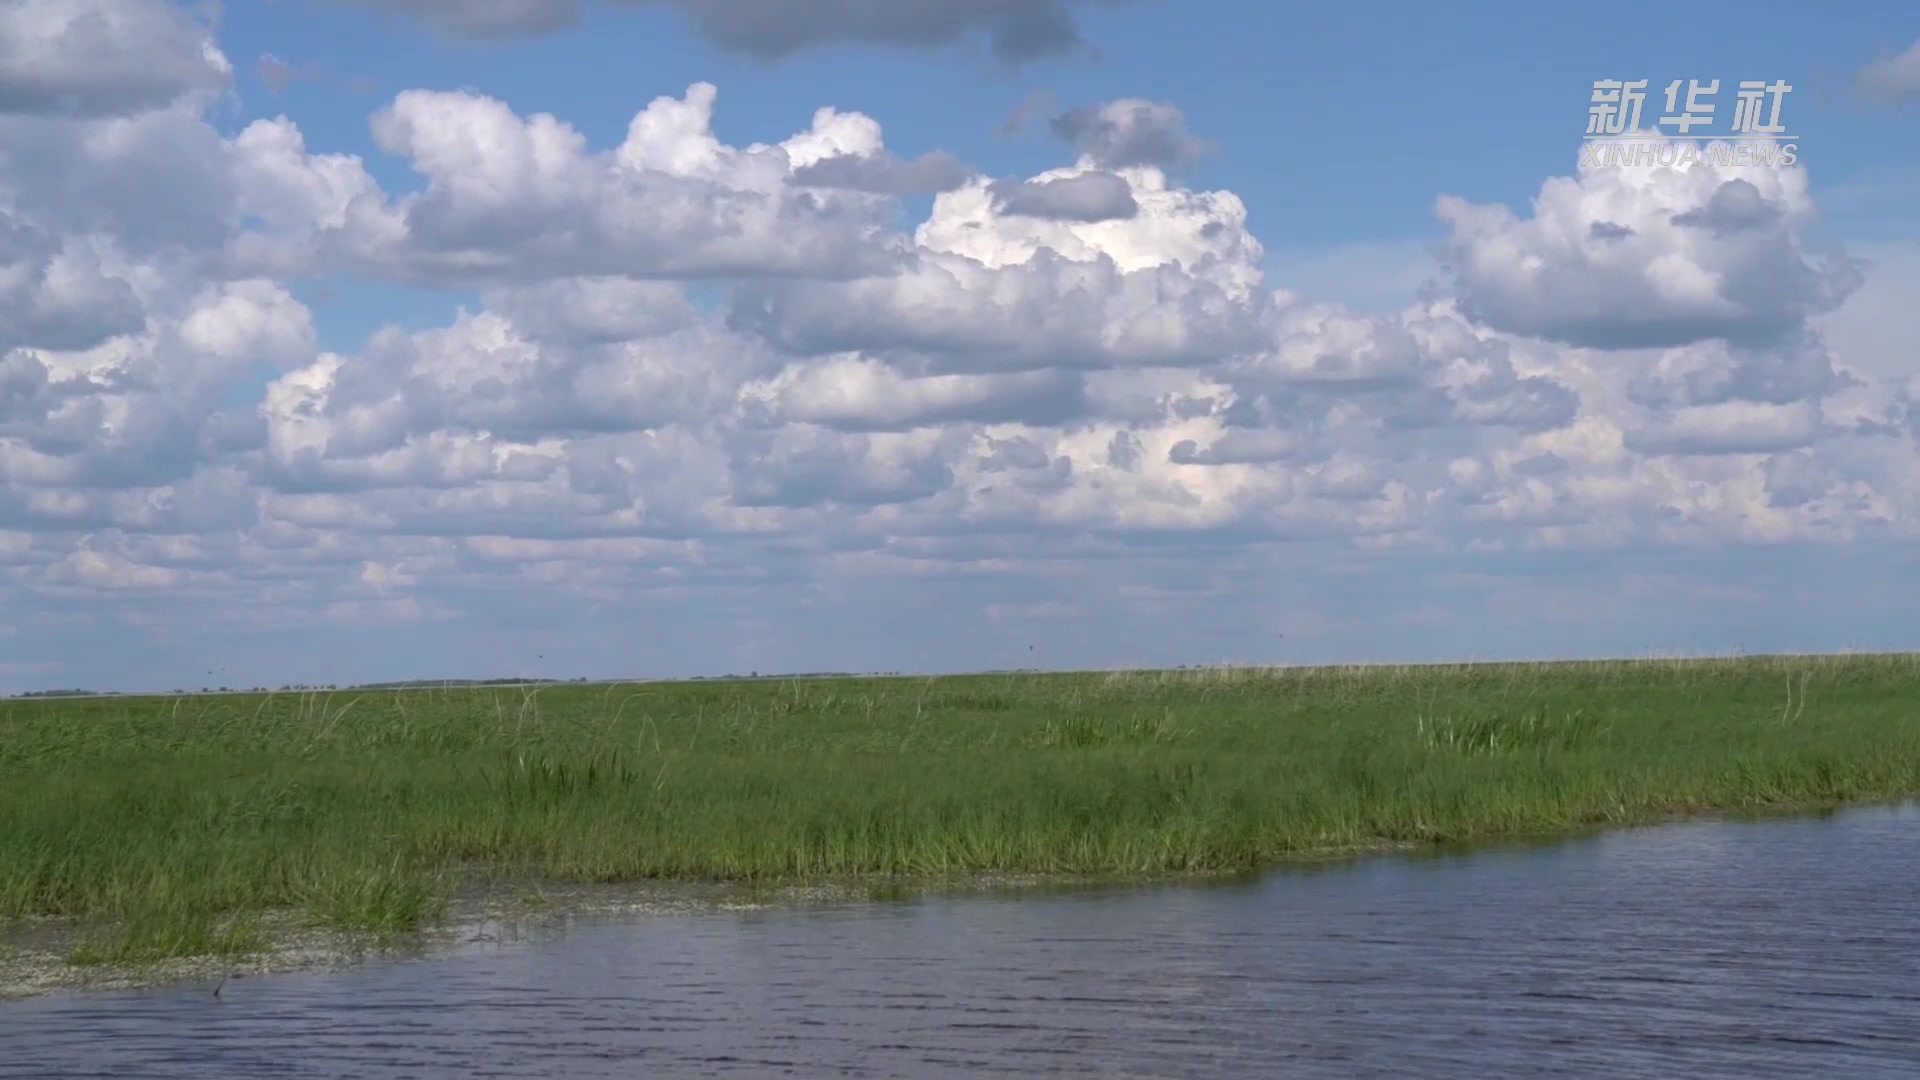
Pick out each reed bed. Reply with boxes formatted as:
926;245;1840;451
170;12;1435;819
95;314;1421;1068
4;653;1917;962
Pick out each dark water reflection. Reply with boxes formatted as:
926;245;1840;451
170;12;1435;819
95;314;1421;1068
6;806;1919;1078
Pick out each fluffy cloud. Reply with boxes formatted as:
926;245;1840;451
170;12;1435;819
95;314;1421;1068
1049;98;1214;170
0;212;144;350
329;0;1143;61
0;100;393;288
360;83;906;283
1437;150;1863;350
0;0;231;118
3;278;313;499
731;158;1267;373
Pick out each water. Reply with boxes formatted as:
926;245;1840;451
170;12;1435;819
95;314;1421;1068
5;806;1918;1079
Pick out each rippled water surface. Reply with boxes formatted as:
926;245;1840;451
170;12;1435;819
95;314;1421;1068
6;805;1919;1079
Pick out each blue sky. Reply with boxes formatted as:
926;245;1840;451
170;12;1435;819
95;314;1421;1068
1;1;1918;692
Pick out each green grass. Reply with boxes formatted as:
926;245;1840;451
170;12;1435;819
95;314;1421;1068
3;654;1918;963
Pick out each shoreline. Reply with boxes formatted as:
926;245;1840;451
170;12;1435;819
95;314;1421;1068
0;874;1179;1002
6;798;1907;1003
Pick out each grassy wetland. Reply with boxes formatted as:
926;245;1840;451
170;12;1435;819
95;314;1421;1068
4;654;1920;979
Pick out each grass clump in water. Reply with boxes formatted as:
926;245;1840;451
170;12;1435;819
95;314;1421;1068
3;653;1919;962
296;862;449;937
68;914;265;968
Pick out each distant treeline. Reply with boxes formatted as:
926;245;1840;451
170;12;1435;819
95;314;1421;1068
5;672;937;700
351;678;589;689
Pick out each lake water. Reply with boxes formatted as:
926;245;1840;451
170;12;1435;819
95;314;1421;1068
5;805;1918;1079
